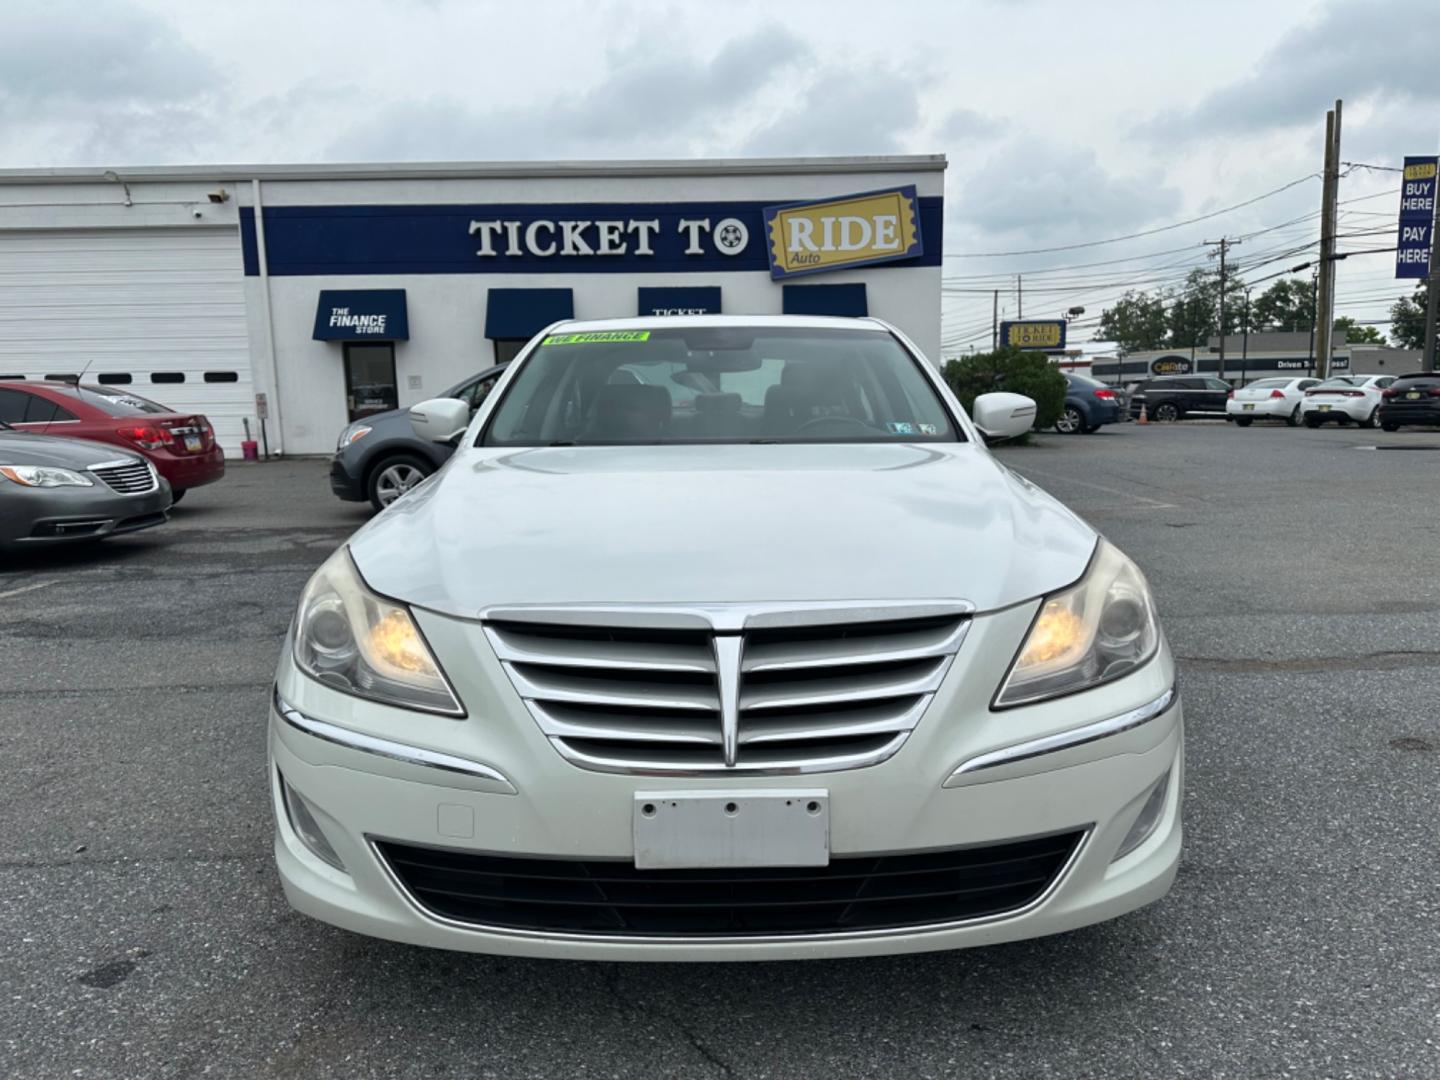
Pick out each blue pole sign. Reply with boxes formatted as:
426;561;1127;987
1396;156;1437;279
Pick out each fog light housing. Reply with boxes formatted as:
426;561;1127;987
280;774;347;872
1113;769;1170;862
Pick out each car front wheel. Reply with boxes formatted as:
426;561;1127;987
368;455;431;511
1285;404;1302;427
1361;407;1379;429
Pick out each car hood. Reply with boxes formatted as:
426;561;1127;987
347;443;1097;616
0;431;141;469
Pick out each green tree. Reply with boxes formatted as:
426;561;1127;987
942;346;1067;432
1165;268;1245;349
1251;277;1314;332
1096;290;1168;351
1390;284;1427;349
1331;316;1383;344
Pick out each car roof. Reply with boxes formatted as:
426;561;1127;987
545;314;890;334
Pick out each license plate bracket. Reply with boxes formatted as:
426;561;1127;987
184;435;203;452
1243;403;1255;411
633;790;830;869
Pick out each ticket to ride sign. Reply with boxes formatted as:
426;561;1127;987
999;320;1067;352
763;186;923;279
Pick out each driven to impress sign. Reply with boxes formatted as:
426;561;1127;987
1396;155;1437;279
763;187;923;279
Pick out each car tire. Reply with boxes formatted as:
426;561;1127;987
367;455;432;512
170;489;186;504
1055;406;1085;434
1235;417;1254;427
1285;404;1302;427
1153;402;1180;422
1381;421;1400;432
1303;415;1320;428
1362;407;1379;429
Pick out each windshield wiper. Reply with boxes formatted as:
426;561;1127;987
747;438;780;444
547;440;577;447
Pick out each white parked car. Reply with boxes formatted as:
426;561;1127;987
1226;376;1321;426
1300;374;1395;428
270;316;1181;961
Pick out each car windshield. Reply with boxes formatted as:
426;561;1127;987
481;326;960;446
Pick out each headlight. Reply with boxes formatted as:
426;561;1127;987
293;547;463;716
337;424;372;450
0;465;94;488
994;539;1159;708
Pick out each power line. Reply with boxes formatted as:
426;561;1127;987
943;173;1320;258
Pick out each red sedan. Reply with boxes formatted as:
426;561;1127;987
0;380;224;500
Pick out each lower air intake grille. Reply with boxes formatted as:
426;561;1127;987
375;831;1083;937
90;460;156;494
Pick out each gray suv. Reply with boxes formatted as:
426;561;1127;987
329;365;506;511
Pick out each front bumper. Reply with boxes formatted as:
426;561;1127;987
270;602;1183;960
0;479;172;548
329;455;365;501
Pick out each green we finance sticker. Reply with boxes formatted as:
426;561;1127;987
542;331;651;345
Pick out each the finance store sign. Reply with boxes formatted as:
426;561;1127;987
241;190;939;279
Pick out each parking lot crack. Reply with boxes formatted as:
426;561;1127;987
598;964;734;1078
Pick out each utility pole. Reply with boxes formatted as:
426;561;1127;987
1205;237;1239;381
1314;99;1343;379
1307;270;1318;375
1016;274;1023;319
992;289;999;350
1241;287;1251;386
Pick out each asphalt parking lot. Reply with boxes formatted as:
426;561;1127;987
3;421;1439;1079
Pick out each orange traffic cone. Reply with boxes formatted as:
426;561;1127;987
1138;403;1149;425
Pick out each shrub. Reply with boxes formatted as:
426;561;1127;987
942;347;1068;431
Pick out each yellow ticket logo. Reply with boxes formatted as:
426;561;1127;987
764;186;922;279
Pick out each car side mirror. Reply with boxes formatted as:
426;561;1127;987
409;397;470;444
971;392;1037;443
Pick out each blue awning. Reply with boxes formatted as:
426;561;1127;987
312;289;409;340
781;283;869;317
485;288;574;339
636;286;722;316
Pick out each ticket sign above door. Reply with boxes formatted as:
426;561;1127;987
763;186;923;280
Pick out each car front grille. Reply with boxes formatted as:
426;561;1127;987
484;606;970;774
375;831;1083;937
90;460;157;495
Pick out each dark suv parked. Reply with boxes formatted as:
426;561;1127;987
1379;372;1440;431
330;365;506;511
1127;376;1232;421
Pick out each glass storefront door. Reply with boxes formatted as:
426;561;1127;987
343;343;398;420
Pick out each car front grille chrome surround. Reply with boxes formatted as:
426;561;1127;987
482;602;972;775
88;459;158;495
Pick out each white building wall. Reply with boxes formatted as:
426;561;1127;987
241;162;944;455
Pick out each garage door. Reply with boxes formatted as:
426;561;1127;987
0;227;253;453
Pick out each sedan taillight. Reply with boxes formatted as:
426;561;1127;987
1093;388;1116;399
117;424;174;450
1269;389;1286;399
1382;388;1398;398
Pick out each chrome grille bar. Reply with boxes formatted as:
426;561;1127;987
484;604;970;775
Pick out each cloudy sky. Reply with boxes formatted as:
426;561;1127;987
3;0;1437;350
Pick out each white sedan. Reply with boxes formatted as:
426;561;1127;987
1300;374;1395;428
1227;376;1321;426
269;315;1180;961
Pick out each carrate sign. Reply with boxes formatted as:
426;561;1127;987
763;187;923;279
1396;155;1437;279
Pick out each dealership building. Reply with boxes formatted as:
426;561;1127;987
1087;331;1420;385
0;156;945;455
